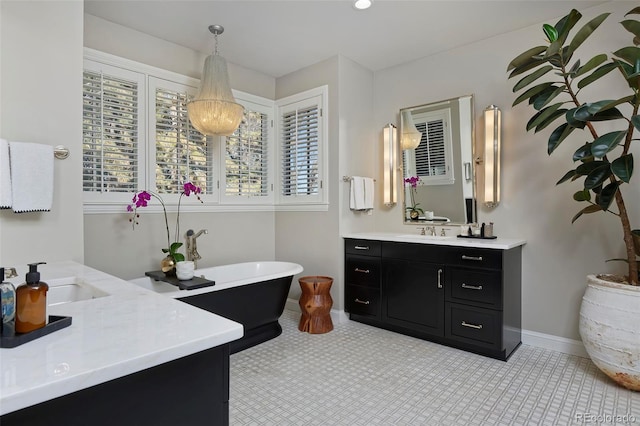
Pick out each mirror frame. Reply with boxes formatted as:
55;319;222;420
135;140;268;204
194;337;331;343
400;94;477;226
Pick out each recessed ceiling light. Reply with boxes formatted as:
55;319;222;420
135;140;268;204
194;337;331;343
354;0;372;10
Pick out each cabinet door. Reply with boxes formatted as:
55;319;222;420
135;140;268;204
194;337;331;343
383;258;445;336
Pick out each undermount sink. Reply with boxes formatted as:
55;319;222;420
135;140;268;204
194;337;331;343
395;234;455;240
47;277;110;307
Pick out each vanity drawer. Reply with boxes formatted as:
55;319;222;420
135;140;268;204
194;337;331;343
447;247;502;270
345;239;381;256
346;256;381;288
446;303;501;348
448;268;502;308
346;285;380;318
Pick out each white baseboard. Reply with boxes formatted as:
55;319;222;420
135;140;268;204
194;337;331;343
284;298;588;358
521;329;588;358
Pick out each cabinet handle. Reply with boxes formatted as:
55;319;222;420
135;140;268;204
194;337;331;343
461;283;483;291
354;245;370;250
461;255;483;261
437;268;443;288
354;268;370;274
461;321;483;330
355;298;370;305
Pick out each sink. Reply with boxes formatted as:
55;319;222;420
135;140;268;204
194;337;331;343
394;234;455;240
47;277;110;307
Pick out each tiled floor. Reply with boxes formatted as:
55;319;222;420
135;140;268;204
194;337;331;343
229;310;640;425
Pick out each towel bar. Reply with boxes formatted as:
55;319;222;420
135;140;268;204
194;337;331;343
342;176;376;182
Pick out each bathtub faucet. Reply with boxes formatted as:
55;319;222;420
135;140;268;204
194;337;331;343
185;229;208;268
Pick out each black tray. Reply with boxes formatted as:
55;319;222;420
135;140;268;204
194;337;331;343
145;270;215;290
0;315;72;348
457;234;498;240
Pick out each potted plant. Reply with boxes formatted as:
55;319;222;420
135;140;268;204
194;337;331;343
404;176;424;220
508;7;640;390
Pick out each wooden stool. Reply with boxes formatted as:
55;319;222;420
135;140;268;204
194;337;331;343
298;276;333;334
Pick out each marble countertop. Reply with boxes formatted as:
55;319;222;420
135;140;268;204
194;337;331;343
0;261;244;416
343;232;526;250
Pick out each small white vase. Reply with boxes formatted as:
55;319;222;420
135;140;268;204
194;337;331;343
579;274;640;391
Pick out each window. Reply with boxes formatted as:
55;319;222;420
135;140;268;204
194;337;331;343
222;94;274;204
412;109;454;185
276;86;328;206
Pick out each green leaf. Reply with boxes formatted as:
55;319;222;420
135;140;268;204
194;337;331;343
626;7;640;16
576;160;606;176
535;107;568;132
161;248;169;253
543;24;558;42
621;19;640;41
557;169;577;185
611;154;634;182
613;46;640;66
588;97;634;114
632;115;640;132
513;65;553;92
573;189;591;202
567;13;610;57
598;180;621;210
573;143;593;162
548;123;575;154
169;242;183;253
577;62;617;89
526;103;564;131
584;164;612;189
574;54;608;78
591;131;626;157
512;82;553;106
507;46;548;72
508;57;548;79
172;253;185;262
566;105;591;125
556;9;582;45
532;85;565;110
571;204;602;223
567;59;581;76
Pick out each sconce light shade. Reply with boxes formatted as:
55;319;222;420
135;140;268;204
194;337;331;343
483;105;501;208
383;123;398;206
401;110;421;150
187;25;244;136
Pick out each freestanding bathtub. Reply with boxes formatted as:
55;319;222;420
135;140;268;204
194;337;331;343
130;261;303;354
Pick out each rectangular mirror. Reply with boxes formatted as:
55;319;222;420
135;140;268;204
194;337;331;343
401;95;476;225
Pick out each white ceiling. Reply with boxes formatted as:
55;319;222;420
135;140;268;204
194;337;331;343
84;0;610;78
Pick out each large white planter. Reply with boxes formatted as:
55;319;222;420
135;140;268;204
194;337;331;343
579;274;640;391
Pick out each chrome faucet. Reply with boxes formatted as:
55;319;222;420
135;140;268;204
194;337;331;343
185;229;208;268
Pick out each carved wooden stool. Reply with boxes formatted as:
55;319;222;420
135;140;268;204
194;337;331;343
298;276;333;334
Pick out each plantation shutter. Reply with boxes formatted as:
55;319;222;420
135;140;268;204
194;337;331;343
413;109;454;185
225;109;270;198
82;69;141;193
151;78;212;195
280;103;320;197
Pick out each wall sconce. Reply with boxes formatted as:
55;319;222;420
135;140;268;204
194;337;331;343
383;123;398;206
483;105;501;208
187;25;244;136
401;110;421;150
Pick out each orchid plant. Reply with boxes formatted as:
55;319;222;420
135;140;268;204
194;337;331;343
127;182;203;264
404;176;424;218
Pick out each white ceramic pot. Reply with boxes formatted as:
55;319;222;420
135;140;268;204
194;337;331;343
579;274;640;391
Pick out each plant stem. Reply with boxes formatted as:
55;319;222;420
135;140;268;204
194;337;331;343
150;192;171;251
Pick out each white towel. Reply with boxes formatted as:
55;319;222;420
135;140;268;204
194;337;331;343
0;139;11;209
350;176;374;211
9;141;54;213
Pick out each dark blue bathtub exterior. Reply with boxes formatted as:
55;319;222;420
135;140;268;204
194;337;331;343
178;275;293;354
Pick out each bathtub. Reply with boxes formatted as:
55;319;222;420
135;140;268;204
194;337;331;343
130;261;303;354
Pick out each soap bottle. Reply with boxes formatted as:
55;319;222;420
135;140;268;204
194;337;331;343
16;262;48;334
0;267;16;337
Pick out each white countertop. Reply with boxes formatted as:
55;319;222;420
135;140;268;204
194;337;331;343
0;261;244;416
343;232;526;250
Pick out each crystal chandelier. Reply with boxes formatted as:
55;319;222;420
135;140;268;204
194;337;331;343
187;25;244;136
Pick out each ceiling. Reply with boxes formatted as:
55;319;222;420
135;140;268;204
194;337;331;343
84;0;610;78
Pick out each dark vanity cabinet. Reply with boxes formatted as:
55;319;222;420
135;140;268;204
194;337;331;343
345;238;522;361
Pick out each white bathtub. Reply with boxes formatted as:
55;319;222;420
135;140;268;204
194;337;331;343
130;261;303;353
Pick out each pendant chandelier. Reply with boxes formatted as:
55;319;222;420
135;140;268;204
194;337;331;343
187;25;244;136
401;110;421;150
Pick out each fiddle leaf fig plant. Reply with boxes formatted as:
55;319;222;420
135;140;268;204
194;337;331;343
508;7;639;285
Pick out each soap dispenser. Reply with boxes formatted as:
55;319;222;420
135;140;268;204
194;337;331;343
0;267;16;337
16;262;48;333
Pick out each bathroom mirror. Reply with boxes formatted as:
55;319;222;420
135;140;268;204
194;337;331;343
401;95;476;225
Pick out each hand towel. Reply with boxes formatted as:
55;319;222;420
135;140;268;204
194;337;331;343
9;141;54;213
0;139;11;209
350;176;374;211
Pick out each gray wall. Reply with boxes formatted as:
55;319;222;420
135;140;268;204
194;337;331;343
373;1;640;340
0;1;84;267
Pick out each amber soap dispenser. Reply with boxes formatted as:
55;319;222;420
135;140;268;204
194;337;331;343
16;262;49;334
